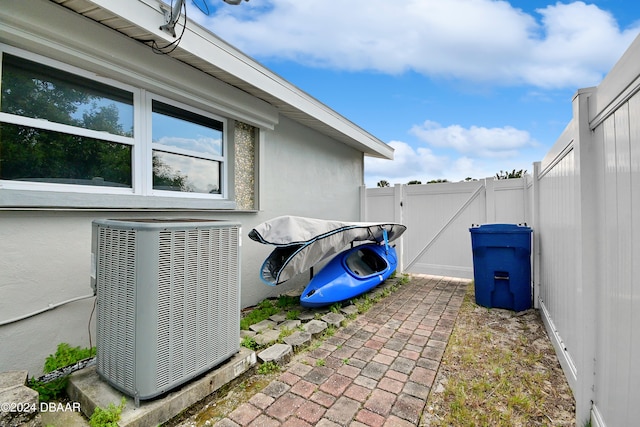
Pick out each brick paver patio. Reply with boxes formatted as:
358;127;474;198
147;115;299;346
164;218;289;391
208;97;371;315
216;274;470;426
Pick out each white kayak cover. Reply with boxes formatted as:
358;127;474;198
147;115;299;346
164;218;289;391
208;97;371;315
248;215;406;286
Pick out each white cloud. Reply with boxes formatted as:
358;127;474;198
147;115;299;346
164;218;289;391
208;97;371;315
364;140;446;185
409;120;536;158
191;0;640;89
364;144;534;187
155;136;222;156
525;2;640;87
363;120;539;186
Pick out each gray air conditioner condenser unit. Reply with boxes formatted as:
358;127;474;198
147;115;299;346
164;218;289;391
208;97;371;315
91;218;241;403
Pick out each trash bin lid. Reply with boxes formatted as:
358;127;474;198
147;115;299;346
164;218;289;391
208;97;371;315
469;223;531;233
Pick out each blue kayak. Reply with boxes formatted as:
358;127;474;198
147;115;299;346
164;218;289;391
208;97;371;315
248;216;406;286
300;242;398;308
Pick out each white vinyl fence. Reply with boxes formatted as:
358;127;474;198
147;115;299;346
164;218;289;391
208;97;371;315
363;33;640;427
363;177;531;278
532;33;640;427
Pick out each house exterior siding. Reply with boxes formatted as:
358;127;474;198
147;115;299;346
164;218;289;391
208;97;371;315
0;116;363;375
0;0;370;375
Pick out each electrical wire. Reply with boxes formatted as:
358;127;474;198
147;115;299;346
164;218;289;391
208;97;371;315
135;0;232;55
135;0;188;55
88;296;97;350
0;292;97;352
0;293;96;327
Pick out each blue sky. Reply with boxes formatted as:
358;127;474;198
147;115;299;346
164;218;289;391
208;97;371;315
186;0;640;186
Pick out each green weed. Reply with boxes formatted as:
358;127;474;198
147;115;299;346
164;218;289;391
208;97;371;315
240;300;280;330
89;396;126;427
240;336;258;350
257;361;280;375
286;310;300;320
277;295;298;309
29;343;96;402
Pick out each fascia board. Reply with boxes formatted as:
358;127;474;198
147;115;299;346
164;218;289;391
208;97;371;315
85;0;394;159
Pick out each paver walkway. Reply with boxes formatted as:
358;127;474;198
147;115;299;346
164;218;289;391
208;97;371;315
215;274;470;427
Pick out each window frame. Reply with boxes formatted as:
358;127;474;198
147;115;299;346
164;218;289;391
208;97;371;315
146;93;228;200
0;45;234;209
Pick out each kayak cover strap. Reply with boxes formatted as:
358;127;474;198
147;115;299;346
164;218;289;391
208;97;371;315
383;229;389;254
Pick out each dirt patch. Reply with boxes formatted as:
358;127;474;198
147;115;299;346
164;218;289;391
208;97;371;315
423;284;575;426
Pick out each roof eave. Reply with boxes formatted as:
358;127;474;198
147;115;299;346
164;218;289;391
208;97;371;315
50;0;394;160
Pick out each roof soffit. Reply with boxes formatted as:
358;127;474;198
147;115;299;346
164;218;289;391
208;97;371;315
48;0;393;159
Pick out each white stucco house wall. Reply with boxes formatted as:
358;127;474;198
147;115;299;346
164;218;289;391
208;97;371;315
0;0;394;375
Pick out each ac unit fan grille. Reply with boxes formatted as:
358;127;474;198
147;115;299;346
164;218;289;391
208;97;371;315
96;227;136;392
156;227;240;389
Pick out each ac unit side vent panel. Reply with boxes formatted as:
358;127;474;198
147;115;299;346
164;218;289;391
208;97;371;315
96;227;136;392
93;219;241;400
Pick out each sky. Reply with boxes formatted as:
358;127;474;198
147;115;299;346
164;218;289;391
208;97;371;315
184;0;640;187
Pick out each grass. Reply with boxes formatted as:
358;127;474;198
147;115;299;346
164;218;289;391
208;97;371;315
276;295;298;308
240;296;300;330
424;284;575;426
285;310;300;320
257;361;280;375
239;299;280;330
240;335;258;350
277;327;296;341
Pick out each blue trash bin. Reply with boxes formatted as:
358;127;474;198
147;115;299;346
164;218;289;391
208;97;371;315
469;223;532;311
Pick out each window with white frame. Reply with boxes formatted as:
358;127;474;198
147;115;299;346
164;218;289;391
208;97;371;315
0;48;228;202
151;99;224;195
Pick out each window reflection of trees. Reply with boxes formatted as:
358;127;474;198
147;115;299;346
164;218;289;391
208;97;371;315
152;153;192;192
1;54;222;195
152;151;220;194
1;54;133;186
0;124;132;186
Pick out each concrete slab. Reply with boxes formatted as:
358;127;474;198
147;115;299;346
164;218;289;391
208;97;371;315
253;329;281;346
0;384;41;427
66;348;256;427
278;319;301;331
257;344;292;366
298;311;318;322
250;319;276;332
283;331;312;350
303;319;328;337
269;313;287;323
0;370;28;391
240;329;257;338
340;305;359;316
40;409;89;427
321;312;346;327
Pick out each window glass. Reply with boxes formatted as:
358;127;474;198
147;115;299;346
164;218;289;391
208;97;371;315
0;123;132;186
152;100;222;156
1;54;133;136
152;150;221;194
0;49;231;202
